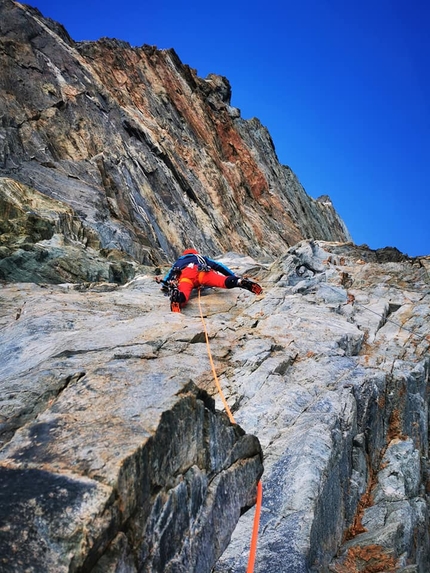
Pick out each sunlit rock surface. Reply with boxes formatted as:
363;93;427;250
214;242;430;573
1;241;429;572
0;259;263;573
1;1;430;571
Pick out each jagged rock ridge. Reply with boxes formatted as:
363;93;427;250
0;0;350;284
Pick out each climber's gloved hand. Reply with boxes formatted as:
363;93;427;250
155;276;169;292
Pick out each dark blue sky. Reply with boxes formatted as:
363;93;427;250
30;0;430;256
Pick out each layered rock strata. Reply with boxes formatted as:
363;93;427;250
0;177;137;283
1;1;429;571
0;0;350;283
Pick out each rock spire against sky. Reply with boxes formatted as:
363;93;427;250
30;0;430;257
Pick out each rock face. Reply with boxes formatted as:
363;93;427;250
0;177;138;283
1;242;429;572
1;1;430;573
0;271;263;573
0;0;350;284
212;243;430;573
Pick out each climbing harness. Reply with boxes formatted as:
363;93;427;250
195;253;211;272
197;287;262;573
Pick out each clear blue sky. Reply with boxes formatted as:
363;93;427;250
30;0;430;257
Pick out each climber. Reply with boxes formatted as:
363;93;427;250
156;248;263;312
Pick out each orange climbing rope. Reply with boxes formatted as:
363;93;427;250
197;287;235;424
247;479;263;573
197;288;262;573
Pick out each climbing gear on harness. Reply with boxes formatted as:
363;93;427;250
155;276;185;312
238;277;263;295
170;287;185;312
195;253;211;272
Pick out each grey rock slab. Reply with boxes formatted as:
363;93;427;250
0;276;263;572
1;242;430;572
214;242;430;573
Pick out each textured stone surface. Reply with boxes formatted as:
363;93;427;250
212;242;430;573
0;273;263;572
0;0;350;279
1;241;429;572
1;1;430;571
0;177;137;283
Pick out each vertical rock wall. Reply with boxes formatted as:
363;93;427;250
0;0;350;278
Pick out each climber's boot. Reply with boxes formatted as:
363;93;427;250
237;278;263;295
